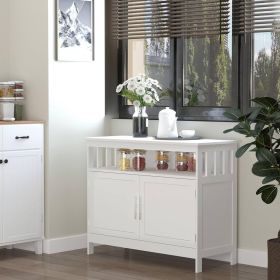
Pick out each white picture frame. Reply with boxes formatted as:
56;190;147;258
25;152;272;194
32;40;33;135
56;0;94;62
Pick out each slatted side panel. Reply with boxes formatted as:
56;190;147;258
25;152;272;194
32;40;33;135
199;147;235;178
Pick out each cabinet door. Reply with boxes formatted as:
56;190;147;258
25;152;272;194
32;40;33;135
0;152;3;242
2;150;43;243
139;176;196;247
88;172;139;239
0;126;3;150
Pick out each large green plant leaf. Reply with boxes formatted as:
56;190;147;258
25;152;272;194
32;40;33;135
270;112;280;122
248;107;262;121
232;122;251;136
252;97;278;112
223;128;234;134
254;122;266;135
256;148;277;165
223;109;243;121
252;162;280;177
256;185;278;204
262;176;280;184
236;143;254;158
256;129;271;148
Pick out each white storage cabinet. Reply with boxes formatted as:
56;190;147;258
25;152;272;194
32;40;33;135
87;136;237;273
0;123;44;253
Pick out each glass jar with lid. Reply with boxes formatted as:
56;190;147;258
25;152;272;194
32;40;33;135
186;153;196;172
156;151;169;170
176;152;188;171
132;150;146;171
118;149;131;171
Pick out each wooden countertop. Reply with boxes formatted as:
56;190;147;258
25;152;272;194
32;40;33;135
0;121;44;125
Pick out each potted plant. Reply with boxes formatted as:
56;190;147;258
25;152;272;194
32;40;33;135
224;96;280;279
116;74;162;137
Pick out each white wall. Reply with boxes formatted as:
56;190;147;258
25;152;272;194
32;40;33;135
0;1;9;80
109;119;280;252
7;0;49;122
46;0;105;238
0;0;105;240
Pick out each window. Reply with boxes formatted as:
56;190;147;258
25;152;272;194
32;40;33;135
252;32;280;101
127;38;173;108
106;0;280;121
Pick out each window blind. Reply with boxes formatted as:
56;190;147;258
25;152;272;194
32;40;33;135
112;0;230;40
233;0;280;34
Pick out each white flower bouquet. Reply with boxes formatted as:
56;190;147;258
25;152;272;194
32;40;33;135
116;74;162;107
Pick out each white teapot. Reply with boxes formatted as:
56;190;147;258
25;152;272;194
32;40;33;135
157;107;178;138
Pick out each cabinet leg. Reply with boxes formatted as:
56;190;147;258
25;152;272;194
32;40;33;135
195;257;202;273
34;240;43;255
87;242;94;255
230;250;237;266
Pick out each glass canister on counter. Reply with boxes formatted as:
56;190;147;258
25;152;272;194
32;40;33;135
176;152;188;171
0;82;14;97
118;149;131;171
156;151;169;170
186;153;196;172
132;150;146;171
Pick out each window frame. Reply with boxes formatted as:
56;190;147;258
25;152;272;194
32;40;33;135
106;0;258;122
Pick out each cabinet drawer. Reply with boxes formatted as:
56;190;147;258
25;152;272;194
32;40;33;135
3;124;43;151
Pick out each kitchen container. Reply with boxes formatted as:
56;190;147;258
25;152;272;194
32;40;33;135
132;150;146;171
14;81;24;89
186;153;196;172
0;101;15;121
14;89;24;97
14;98;24;120
176;152;188;171
0;82;14;97
118;149;131;171
156;151;169;170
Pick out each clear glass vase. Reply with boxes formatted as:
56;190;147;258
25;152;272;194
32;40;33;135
133;106;148;137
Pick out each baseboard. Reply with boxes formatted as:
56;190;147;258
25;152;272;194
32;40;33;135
209;249;267;268
238;249;267;268
13;235;268;268
43;234;87;254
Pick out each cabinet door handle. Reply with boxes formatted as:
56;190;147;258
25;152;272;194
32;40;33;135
15;136;30;140
0;160;3;164
4;159;8;164
134;196;138;220
139;196;142;220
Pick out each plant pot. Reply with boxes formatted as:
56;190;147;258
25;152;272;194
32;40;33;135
268;231;280;280
132;106;148;137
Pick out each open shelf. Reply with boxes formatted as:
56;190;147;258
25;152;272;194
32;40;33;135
87;136;237;180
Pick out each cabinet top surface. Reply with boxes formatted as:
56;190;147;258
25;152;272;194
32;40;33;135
0;121;44;125
87;136;237;147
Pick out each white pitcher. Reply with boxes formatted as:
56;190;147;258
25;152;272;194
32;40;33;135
157;107;178;138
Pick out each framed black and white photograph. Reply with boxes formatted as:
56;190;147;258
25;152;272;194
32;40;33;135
56;0;94;61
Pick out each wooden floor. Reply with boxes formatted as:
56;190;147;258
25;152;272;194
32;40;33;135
0;246;267;280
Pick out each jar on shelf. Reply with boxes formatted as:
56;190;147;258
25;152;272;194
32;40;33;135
176;152;188;171
118;149;131;171
186;153;196;172
156;151;169;170
0;82;14;98
132;150;146;171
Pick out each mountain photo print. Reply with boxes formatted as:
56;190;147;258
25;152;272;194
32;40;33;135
57;0;93;61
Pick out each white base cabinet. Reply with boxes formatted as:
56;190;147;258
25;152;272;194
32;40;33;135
0;123;44;253
87;136;237;273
